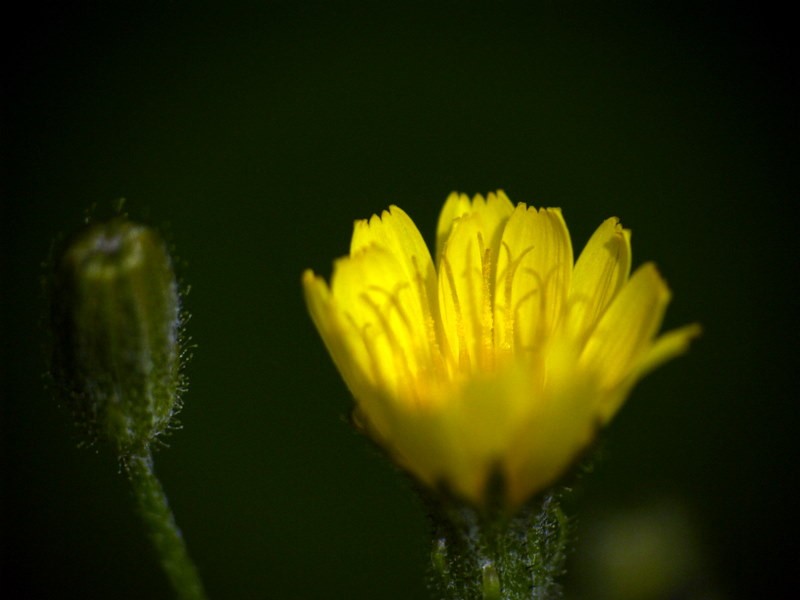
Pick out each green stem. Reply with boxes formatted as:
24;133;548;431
127;453;208;600
428;490;570;600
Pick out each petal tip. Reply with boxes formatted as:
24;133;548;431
302;269;330;296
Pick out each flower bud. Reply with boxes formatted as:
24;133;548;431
50;218;182;458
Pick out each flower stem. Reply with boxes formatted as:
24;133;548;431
428;490;570;600
127;453;208;600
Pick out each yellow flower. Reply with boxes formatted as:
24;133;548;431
303;191;699;508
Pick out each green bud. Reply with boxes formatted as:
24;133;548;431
50;218;183;458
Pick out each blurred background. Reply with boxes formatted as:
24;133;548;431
2;2;795;598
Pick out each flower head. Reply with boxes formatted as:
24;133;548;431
303;191;699;508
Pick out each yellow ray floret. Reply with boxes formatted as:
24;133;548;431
303;191;700;508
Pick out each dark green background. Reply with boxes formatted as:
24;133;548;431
3;2;795;598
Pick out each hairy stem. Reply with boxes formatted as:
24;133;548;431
127;453;207;600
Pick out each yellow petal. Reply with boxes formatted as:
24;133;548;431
504;339;598;506
330;246;434;401
437;192;514;372
635;323;702;379
435;191;514;268
494;204;573;356
591;323;701;425
474;191;517;263
350;206;441;360
375;363;541;505
302;270;375;402
350;206;437;313
436;192;473;265
372;401;483;503
567;217;631;341
580;262;670;390
438;212;491;372
441;365;538;501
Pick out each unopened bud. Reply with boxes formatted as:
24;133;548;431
50;218;182;458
